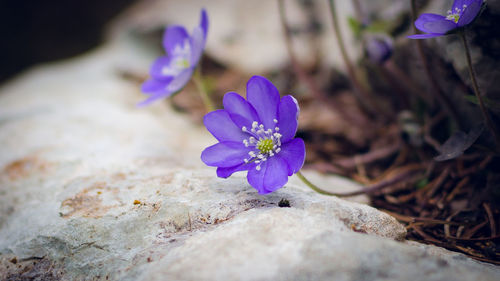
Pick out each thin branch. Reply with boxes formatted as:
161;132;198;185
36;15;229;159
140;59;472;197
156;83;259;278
410;0;464;130
327;0;387;118
334;141;402;169
277;0;369;126
483;202;497;237
459;31;500;145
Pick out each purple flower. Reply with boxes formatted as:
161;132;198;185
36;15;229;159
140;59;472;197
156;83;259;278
365;34;393;64
201;76;306;195
408;0;483;39
139;9;208;106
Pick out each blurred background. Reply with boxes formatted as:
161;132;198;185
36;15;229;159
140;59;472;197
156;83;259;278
1;0;499;264
0;0;136;83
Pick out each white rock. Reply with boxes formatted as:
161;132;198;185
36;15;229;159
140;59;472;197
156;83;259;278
0;35;498;281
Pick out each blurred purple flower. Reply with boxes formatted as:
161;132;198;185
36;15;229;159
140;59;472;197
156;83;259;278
408;0;483;39
139;9;208;106
365;35;393;64
201;76;305;194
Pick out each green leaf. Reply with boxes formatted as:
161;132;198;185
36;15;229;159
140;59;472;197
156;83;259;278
465;95;500;113
416;178;428;189
347;17;363;38
365;20;391;33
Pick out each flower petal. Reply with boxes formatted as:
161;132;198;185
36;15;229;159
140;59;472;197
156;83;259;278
149;56;175;80
414;13;457;34
163;25;189;55
277;95;299;143
246;76;280;130
247;156;289;194
457;0;482;26
165;68;194;93
204;110;247;142
137;89;176;107
201;142;251;168
407;33;445;39
138;69;192;106
190;26;205;67
200;8;209;41
223;92;260;129
141;78;170;93
217;162;255;178
278;138;305;176
452;0;479;12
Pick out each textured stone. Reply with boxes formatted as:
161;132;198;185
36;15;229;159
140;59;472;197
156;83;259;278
0;29;499;281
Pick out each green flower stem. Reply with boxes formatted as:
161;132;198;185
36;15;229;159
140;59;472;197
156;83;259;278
193;67;215;112
296;169;419;197
459;31;500;146
296;171;339;196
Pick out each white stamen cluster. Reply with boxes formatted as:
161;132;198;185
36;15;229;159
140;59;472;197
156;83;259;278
446;4;467;23
162;39;192;76
241;119;282;171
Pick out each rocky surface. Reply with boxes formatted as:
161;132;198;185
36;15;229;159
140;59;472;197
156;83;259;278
1;25;499;281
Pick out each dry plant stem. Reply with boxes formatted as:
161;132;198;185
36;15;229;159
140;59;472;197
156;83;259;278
384;61;434;106
410;0;464;130
327;0;382;118
412;226;442;243
350;0;407;112
192;67;215;112
351;0;364;24
296;169;418;197
377;65;411;109
334;141;402;169
382;210;467;226
277;0;326;103
446;234;500;241
482;202;497;236
459;31;500;145
348;0;405;111
277;0;368;126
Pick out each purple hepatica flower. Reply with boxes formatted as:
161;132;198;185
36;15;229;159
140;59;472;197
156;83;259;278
139;9;208;106
201;76;306;195
365;34;393;64
408;0;483;39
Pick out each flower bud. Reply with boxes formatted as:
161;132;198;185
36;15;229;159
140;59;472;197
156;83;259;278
365;35;393;65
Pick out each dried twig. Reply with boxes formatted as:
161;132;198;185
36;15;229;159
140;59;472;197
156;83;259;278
277;0;368;126
409;0;463;130
334;141;402;169
327;0;388;118
483;203;497;237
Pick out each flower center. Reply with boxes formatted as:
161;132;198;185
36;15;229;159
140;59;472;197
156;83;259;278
175;58;190;68
162;40;192;76
446;4;467;23
241;119;282;171
257;139;274;154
